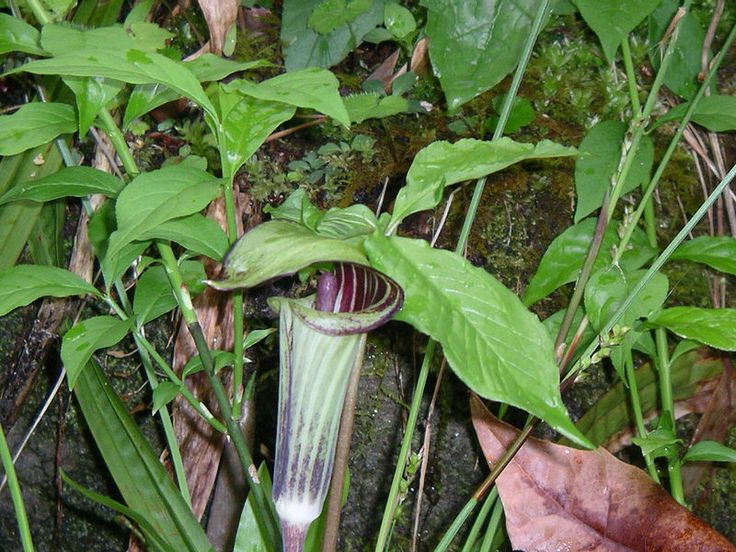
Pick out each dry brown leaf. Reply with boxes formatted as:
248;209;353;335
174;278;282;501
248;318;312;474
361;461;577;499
368;49;401;93
470;394;736;552
410;37;429;76
682;363;736;497
197;0;238;55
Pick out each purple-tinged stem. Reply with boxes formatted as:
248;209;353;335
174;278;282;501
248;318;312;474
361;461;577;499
281;520;308;552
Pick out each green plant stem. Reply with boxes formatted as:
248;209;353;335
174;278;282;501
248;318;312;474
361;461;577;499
655;328;685;504
456;0;550;253
374;339;436;551
568;160;736;382
554;191;609;353
98;109;139;177
615;18;736;261
480;492;505;552
135;332;226;433
623;350;660;483
640;171;681;498
97;109;279;546
220;164;246;421
156;241;279;549
0;422;34;552
460;487;497;552
26;0;51;24
620;38;641;115
134;335;192;506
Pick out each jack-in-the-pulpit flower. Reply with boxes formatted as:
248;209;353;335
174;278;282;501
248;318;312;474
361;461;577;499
270;263;402;552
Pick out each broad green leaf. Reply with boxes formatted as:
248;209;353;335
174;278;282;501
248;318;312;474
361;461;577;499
584;268;668;331
384;4;416;39
631;424;680;460
574;120;653;223
0;166;124;205
564;349;723;447
182;350;234;378
646;307;736;351
133;260;206;326
0;265;99;316
138;214;229;261
485;95;535;135
653;95;736;132
390;138;577;231
152;381;179;414
74;360;214;552
0;103;76;156
523;218;656;306
424;0;539;110
281;0;385;70
343;93;410;123
214;86;296;179
123;56;268;128
648;0;707;100
43;0;77;20
308;0;372;35
40;22;171;56
106;165;220;260
0;143;63;270
265;189;377;239
0;12;45;55
62;316;131;389
12;49;218;122
575;0;659;62
682;440;736;463
243;328;276;349
364;233;590;448
208;220;369;290
64;76;125;135
228;68;350;127
87;200;150;287
670;235;736;275
124;0;154;25
316;204;378;239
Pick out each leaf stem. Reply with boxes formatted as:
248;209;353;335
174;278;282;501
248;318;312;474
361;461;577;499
459;487;497;552
135;332;226;433
623;350;660;483
97;109;139;177
568;161;736;382
98;108;279;547
0;421;33;552
620;38;641;115
374;339;436;551
455;0;551;253
25;0;51;25
615;17;736;262
410;3;551;549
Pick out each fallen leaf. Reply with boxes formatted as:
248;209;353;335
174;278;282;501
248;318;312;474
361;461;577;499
197;0;238;55
367;48;400;92
470;394;736;552
410;37;429;76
